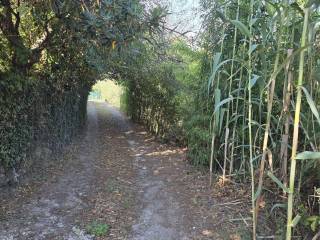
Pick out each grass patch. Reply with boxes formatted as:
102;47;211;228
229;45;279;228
86;221;109;237
105;179;117;193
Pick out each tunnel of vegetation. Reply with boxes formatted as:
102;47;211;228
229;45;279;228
0;0;162;180
1;0;320;238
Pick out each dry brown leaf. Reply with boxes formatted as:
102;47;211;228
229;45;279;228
229;234;241;240
202;229;214;237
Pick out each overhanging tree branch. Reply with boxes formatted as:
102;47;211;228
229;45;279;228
0;0;55;70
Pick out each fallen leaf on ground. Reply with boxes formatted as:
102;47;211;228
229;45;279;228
202;229;214;237
230;234;241;240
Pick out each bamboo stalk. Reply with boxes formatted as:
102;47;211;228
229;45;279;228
225;0;240;179
209;7;228;185
255;7;284;223
286;7;310;240
280;48;293;188
222;127;229;183
248;0;256;238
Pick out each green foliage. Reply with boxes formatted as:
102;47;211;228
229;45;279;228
197;0;320;237
0;0;165;181
118;38;214;166
117;40;179;139
184;116;211;166
86;221;109;237
171;42;212;165
304;215;320;232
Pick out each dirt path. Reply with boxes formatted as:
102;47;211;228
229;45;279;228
0;102;250;240
127;135;190;240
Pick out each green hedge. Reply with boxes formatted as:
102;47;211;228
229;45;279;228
0;73;88;183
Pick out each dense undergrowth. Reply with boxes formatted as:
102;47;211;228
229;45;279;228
1;0;320;238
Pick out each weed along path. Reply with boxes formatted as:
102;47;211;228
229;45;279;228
0;102;249;240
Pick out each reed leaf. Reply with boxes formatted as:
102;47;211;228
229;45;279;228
230;20;252;38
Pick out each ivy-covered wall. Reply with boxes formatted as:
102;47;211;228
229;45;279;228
0;72;90;184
